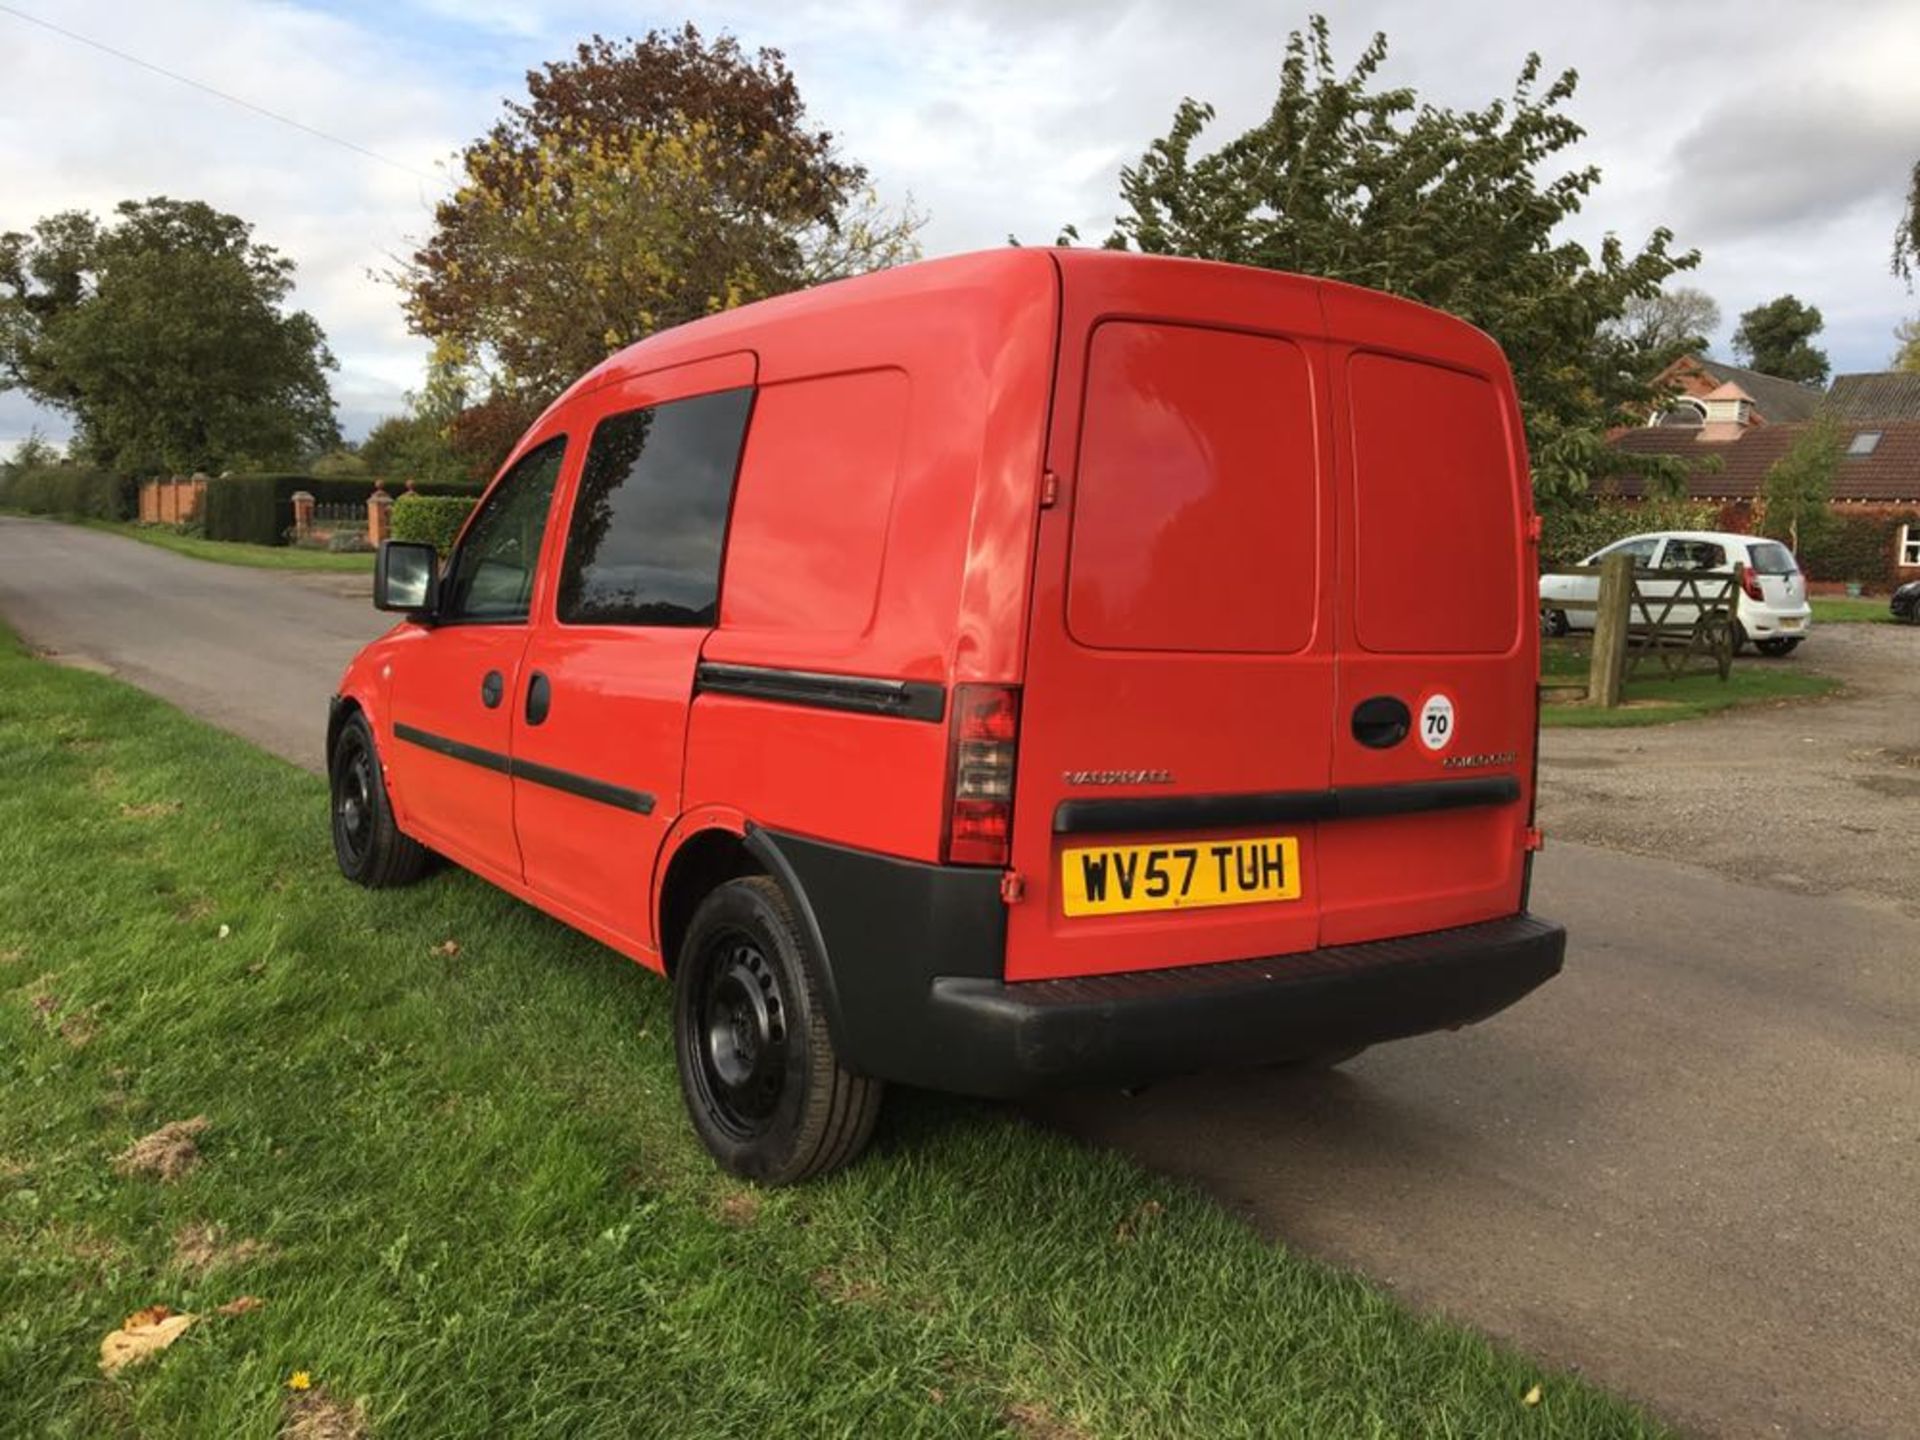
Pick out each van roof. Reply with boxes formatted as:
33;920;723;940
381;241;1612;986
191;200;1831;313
536;248;1507;425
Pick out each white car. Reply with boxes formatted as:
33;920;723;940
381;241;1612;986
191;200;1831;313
1540;530;1812;656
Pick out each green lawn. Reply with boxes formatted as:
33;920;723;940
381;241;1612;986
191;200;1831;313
0;624;1668;1438
1808;595;1892;625
1540;640;1840;728
2;513;375;572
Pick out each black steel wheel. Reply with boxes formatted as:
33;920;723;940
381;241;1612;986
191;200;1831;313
329;713;431;888
1540;607;1570;638
673;875;881;1184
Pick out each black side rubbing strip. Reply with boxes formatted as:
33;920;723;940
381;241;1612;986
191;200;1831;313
694;662;946;723
393;723;655;814
1053;776;1521;836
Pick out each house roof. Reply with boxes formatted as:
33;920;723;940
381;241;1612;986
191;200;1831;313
1609;420;1920;503
1824;371;1920;423
1690;357;1824;422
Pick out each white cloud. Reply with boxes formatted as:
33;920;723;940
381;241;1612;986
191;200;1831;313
2;0;1916;459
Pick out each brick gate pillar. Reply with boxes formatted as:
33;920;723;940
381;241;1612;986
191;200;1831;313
291;490;315;542
367;484;393;546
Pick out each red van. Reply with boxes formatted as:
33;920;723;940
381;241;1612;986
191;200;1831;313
329;249;1564;1183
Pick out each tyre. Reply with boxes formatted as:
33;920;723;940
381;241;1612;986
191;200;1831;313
329;713;433;888
673;875;882;1184
1730;620;1750;656
1755;638;1801;657
1540;608;1570;638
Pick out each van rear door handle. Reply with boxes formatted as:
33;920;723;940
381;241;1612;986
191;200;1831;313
525;671;552;726
1351;696;1410;749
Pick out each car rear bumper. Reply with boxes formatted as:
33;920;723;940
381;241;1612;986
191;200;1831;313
752;828;1565;1098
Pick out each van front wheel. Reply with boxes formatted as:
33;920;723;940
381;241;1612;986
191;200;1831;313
329;714;431;888
673;876;882;1185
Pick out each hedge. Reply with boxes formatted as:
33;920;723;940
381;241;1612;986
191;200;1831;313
1540;497;1719;569
1792;508;1920;588
203;474;481;546
0;464;137;521
391;494;478;555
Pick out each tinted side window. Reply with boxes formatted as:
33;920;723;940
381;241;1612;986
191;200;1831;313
1608;538;1659;566
1660;539;1725;571
559;388;754;627
439;438;566;622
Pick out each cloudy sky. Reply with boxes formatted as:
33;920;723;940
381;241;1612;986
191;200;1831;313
2;0;1916;452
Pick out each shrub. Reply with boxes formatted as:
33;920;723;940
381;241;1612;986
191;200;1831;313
203;475;480;546
1540;497;1719;569
326;530;373;553
1795;508;1920;589
0;464;137;520
391;494;478;555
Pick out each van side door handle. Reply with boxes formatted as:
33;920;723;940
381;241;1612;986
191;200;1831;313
524;671;552;726
480;670;504;709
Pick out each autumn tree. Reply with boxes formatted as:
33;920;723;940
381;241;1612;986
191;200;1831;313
1891;316;1920;373
1610;285;1720;354
0;198;336;473
1759;415;1840;555
1894;158;1919;283
404;26;920;402
1072;17;1699;507
1732;294;1828;385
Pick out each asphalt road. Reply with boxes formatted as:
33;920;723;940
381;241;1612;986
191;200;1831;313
3;515;1915;1438
0;517;389;770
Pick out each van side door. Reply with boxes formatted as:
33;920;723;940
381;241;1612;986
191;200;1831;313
510;354;756;961
383;437;568;881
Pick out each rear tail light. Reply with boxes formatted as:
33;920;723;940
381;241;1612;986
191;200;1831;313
943;684;1020;866
1739;564;1765;602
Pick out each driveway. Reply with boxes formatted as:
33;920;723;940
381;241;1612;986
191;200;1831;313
2;516;1916;1438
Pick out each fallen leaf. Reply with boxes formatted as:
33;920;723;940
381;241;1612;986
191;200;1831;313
114;1116;211;1181
1114;1198;1166;1245
216;1295;265;1317
1523;1384;1543;1407
99;1307;197;1375
431;939;460;957
217;924;232;940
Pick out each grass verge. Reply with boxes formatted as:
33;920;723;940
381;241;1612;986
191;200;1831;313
1540;640;1840;728
1808;595;1892;625
2;512;374;572
0;625;1669;1439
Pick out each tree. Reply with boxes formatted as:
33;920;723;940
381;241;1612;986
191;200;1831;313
360;353;480;486
0;199;337;473
1731;295;1828;385
1610;285;1720;354
1892;316;1920;373
403;26;921;402
1759;415;1840;555
1075;17;1699;509
1894;159;1919;284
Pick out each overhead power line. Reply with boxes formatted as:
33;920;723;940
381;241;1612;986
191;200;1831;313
0;2;439;182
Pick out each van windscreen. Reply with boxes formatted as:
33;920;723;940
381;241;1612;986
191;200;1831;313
1066;322;1319;654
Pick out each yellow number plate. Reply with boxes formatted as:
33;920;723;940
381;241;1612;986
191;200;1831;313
1061;837;1301;917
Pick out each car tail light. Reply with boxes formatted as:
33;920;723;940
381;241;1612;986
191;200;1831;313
1740;564;1765;602
944;684;1020;866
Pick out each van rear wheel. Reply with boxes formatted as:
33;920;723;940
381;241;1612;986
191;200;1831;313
673;876;882;1185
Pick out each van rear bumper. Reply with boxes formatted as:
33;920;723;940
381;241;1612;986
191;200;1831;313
920;914;1564;1096
751;829;1565;1098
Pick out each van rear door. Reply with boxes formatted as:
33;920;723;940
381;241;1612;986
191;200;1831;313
1005;258;1336;982
1317;284;1535;947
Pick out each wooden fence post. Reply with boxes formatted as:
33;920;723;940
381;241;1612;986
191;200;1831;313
1588;550;1634;708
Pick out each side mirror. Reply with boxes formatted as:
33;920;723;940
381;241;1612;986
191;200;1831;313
375;540;440;616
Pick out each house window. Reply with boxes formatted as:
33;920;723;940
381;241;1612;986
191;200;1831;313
1902;525;1920;567
1848;431;1883;456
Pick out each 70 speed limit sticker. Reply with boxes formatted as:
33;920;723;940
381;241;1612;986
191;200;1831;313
1418;693;1456;751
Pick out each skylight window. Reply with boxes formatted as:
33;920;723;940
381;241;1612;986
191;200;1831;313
1847;431;1882;456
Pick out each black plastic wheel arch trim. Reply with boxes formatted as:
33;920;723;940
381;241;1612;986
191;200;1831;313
695;662;946;723
392;722;655;814
1052;775;1521;835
